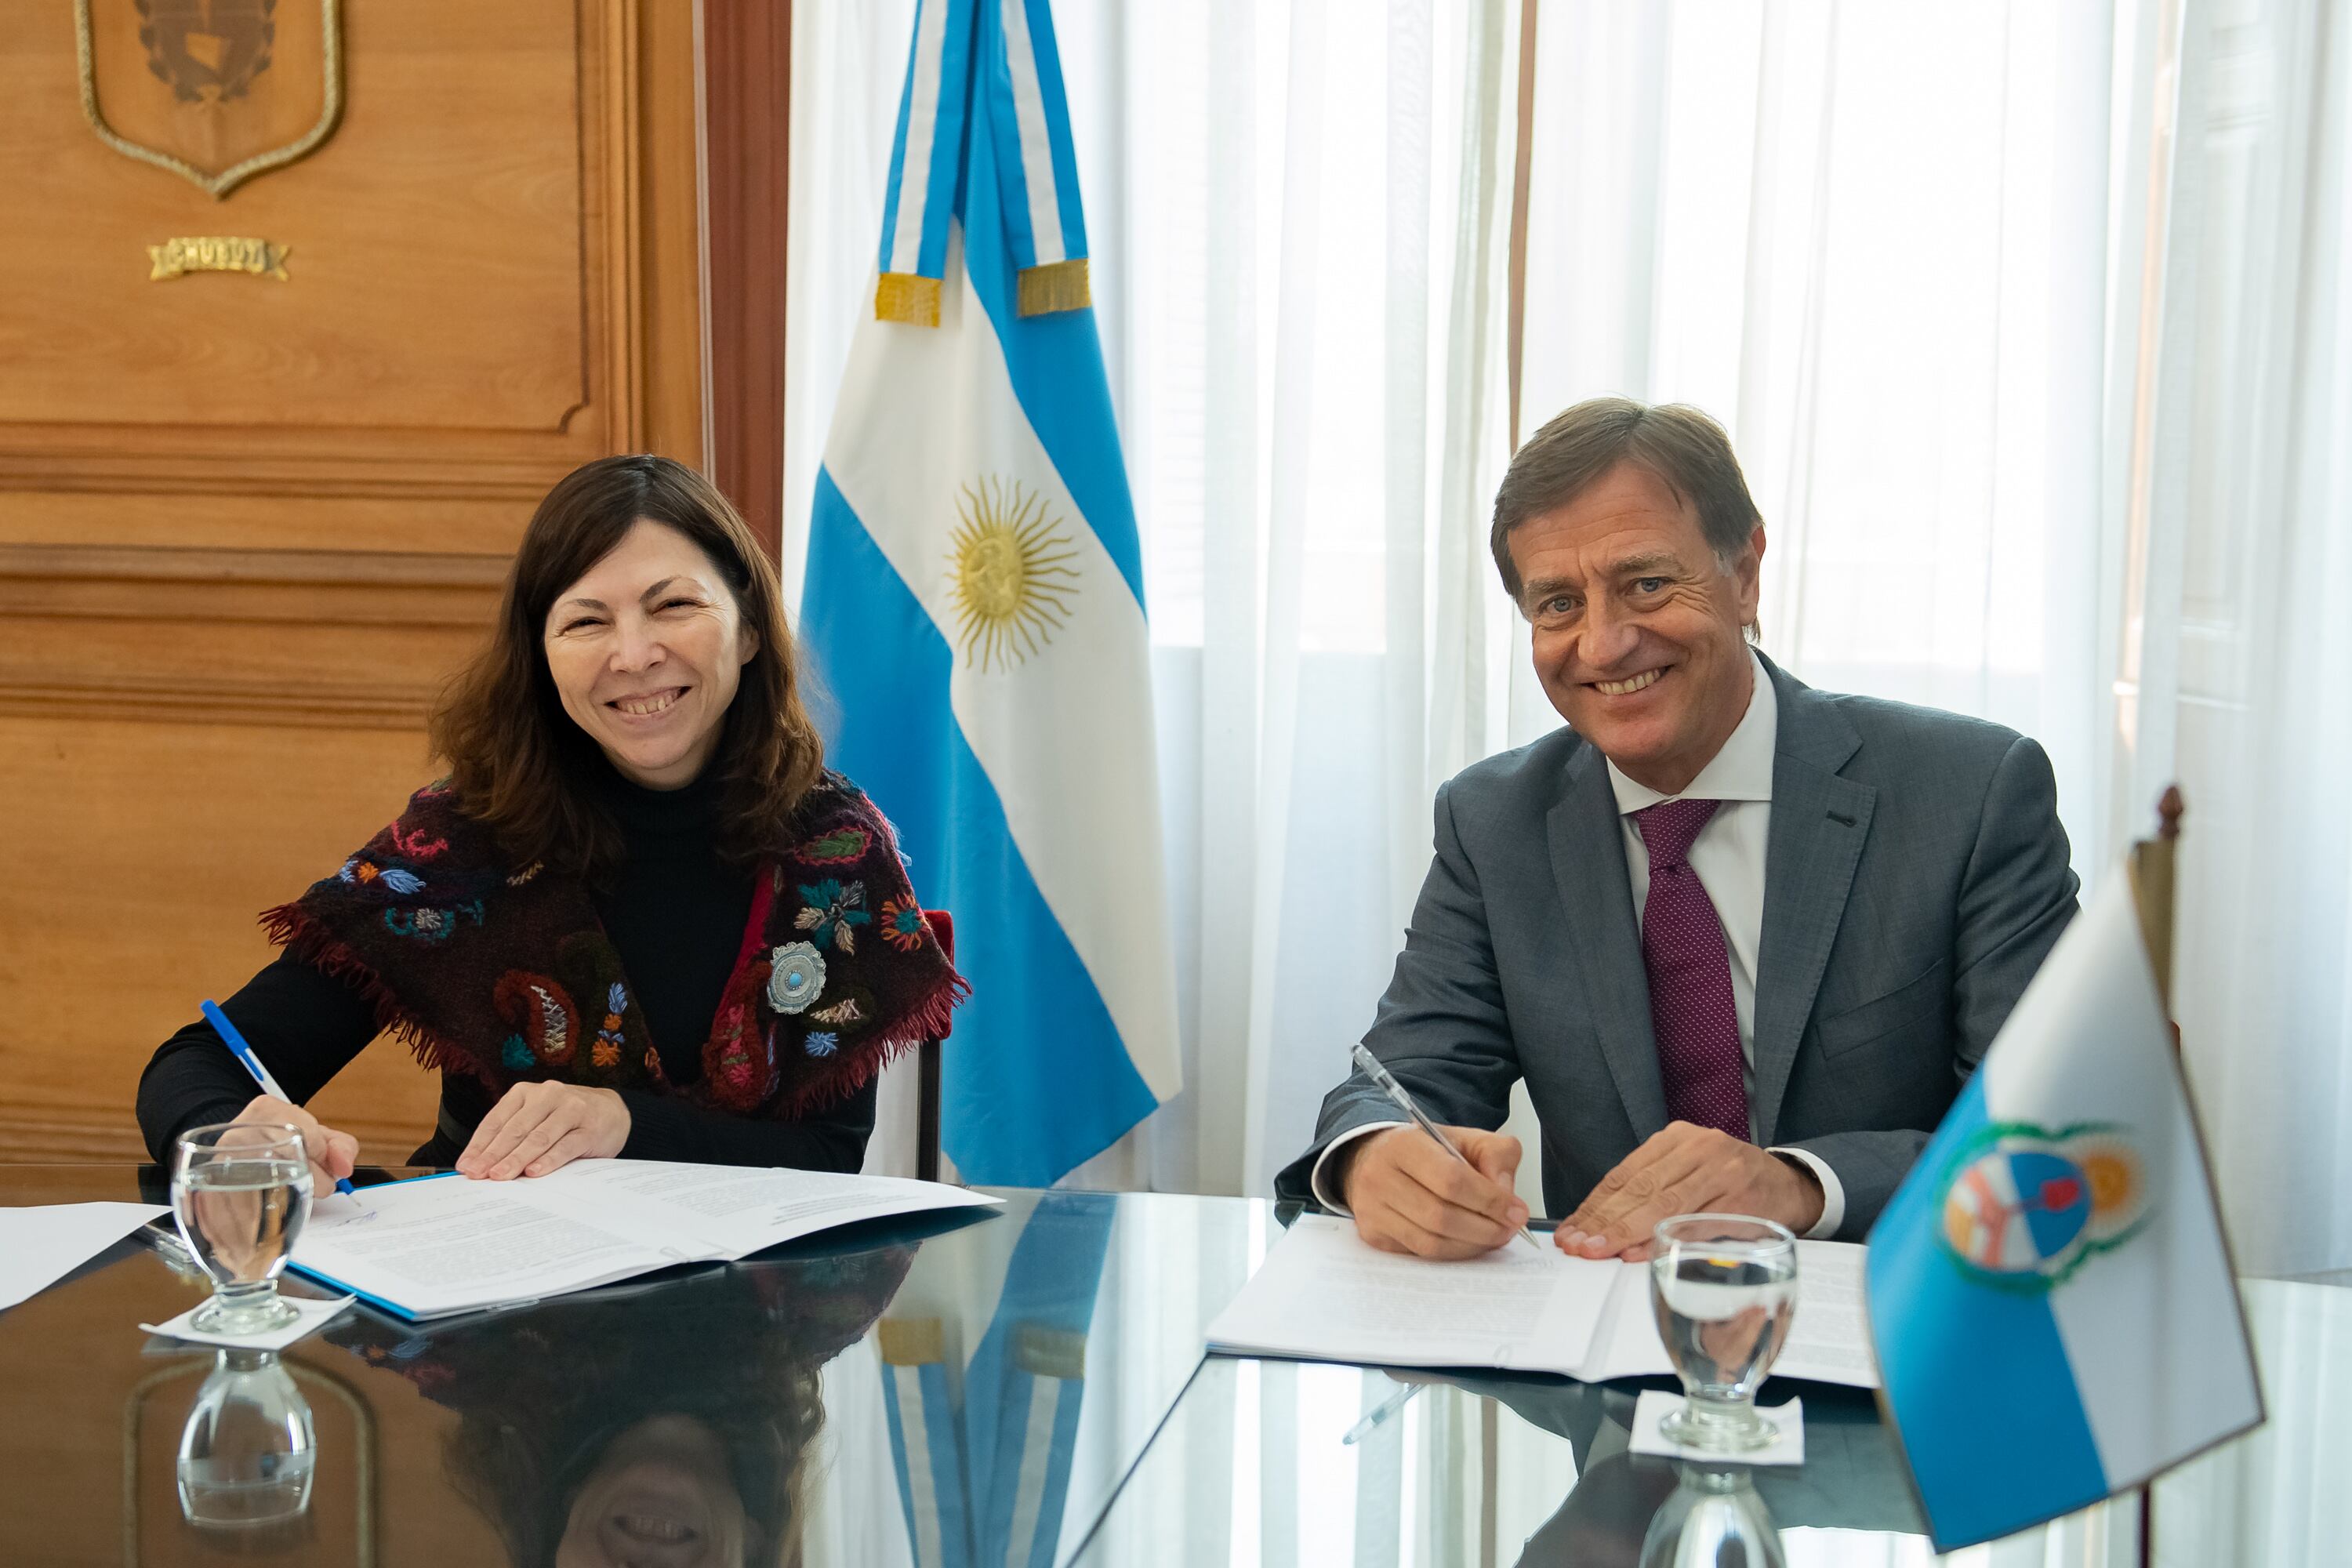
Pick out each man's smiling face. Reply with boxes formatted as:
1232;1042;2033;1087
1509;460;1764;796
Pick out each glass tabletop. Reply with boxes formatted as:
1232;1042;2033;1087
0;1164;1260;1568
1065;1276;2346;1568
6;1164;2344;1566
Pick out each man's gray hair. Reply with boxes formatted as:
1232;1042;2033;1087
1490;397;1763;605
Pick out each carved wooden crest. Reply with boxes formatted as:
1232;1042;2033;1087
74;0;343;199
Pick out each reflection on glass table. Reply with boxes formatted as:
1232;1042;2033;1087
176;1348;317;1535
0;1167;1265;1568
797;1188;1266;1567
308;1186;1263;1568
1064;1353;2152;1567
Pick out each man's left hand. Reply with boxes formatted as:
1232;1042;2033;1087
1553;1122;1823;1260
456;1082;631;1180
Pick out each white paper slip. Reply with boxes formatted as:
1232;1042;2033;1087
1207;1216;1878;1388
0;1202;170;1312
289;1160;1001;1321
141;1294;357;1350
1207;1214;1621;1376
1580;1240;1876;1387
1630;1390;1806;1465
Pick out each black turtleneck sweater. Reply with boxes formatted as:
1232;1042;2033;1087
135;767;877;1171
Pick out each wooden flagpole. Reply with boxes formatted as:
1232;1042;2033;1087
2125;785;2183;1568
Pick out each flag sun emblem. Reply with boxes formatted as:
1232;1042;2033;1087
946;477;1080;671
1936;1120;2149;1290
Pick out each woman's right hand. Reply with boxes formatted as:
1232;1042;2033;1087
233;1094;359;1196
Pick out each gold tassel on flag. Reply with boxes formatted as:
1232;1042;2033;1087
875;273;942;327
1017;258;1091;317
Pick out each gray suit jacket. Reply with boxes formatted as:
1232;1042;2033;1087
1273;654;2079;1240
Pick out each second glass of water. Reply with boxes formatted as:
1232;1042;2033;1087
172;1121;314;1335
1649;1214;1798;1454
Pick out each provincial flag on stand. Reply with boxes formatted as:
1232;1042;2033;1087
802;0;1179;1186
1864;872;2263;1550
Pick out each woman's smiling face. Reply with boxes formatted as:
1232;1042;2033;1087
543;519;760;790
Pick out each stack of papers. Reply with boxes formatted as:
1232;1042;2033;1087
292;1160;1000;1320
0;1202;169;1312
1207;1215;1878;1388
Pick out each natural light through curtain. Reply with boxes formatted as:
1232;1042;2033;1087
786;0;2352;1283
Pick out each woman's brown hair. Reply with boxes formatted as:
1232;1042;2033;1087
430;454;825;877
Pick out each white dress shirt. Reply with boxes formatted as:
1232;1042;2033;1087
1313;650;1846;1239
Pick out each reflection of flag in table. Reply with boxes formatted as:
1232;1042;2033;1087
1865;874;2262;1551
803;0;1178;1188
877;1192;1116;1568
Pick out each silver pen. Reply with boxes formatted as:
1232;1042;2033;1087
1350;1044;1544;1256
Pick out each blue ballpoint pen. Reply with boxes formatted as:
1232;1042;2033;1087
1351;1044;1542;1255
201;998;365;1205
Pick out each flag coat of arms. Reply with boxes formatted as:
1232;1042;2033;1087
802;0;1178;1186
1865;873;2262;1550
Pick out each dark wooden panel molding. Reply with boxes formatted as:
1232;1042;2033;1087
702;0;793;555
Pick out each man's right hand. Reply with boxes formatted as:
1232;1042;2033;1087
1336;1124;1530;1259
232;1094;358;1196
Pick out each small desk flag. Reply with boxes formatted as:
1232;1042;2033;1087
803;0;1178;1186
1865;873;2262;1550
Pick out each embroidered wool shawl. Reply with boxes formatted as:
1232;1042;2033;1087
262;774;964;1120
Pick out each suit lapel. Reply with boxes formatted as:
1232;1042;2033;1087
1751;658;1875;1145
1547;742;1671;1140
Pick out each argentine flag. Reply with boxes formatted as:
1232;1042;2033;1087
802;0;1178;1186
1865;873;2262;1550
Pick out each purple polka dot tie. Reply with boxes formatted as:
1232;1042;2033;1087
1634;798;1751;1141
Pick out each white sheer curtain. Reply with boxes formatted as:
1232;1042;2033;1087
2130;0;2352;1281
786;0;1524;1198
789;0;2352;1271
1515;0;2126;884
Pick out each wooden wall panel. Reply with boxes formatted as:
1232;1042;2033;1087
0;0;707;1162
705;0;794;556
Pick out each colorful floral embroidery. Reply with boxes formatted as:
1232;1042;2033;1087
808;996;866;1026
492;970;579;1065
383;901;484;942
793;880;872;953
707;1005;779;1111
593;981;627;1069
506;861;544;887
337;858;423;894
880;895;928;953
804;1030;840;1058
766;942;826;1013
799;826;872;865
501;1035;534;1071
388;823;448;861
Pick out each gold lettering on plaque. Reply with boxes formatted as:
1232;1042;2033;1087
148;236;291;281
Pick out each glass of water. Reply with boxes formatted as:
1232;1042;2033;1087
172;1121;314;1335
1649;1214;1798;1454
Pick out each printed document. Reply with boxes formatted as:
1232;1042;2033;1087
1207;1215;1878;1388
0;1202;169;1312
291;1160;999;1320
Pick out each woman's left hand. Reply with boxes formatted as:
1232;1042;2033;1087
456;1082;631;1180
